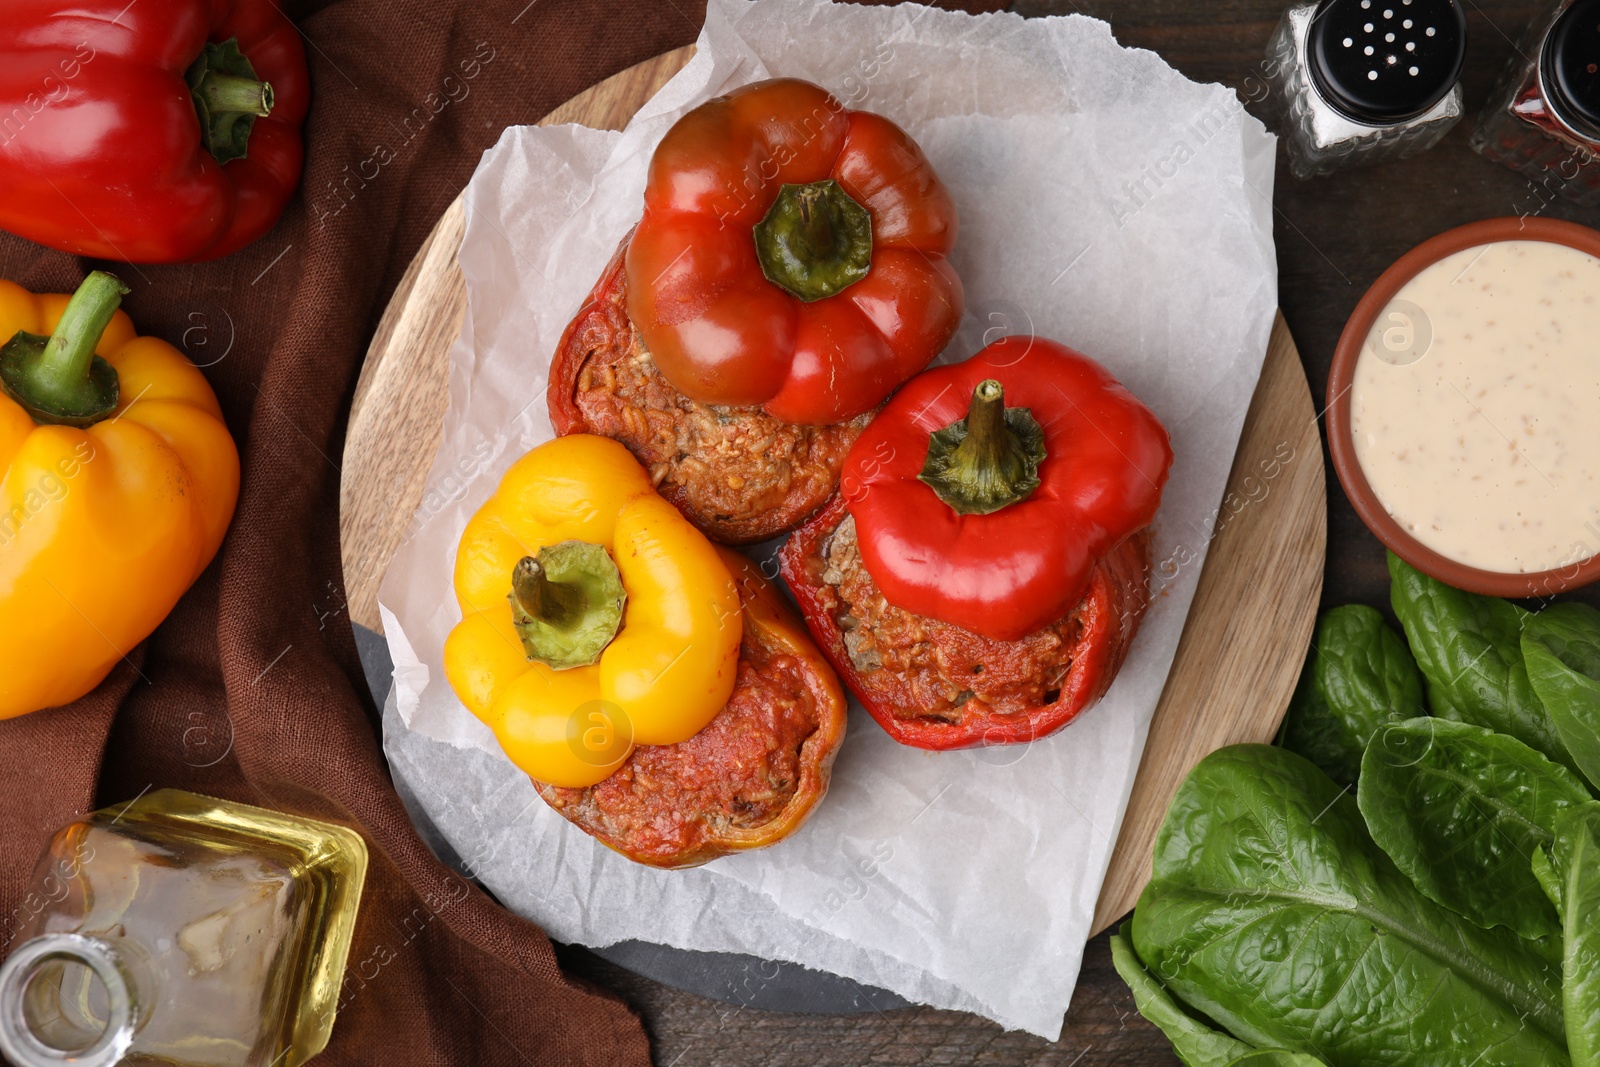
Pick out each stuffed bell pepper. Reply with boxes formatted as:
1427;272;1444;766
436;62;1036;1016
549;78;963;544
443;434;847;868
780;337;1173;750
0;273;240;718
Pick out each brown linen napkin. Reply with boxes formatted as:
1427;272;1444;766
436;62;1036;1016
0;1;1006;1063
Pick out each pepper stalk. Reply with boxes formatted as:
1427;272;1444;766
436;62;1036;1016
186;38;275;166
0;271;125;428
753;179;873;302
917;378;1045;515
508;540;628;670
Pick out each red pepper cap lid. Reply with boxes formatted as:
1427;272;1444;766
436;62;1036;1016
839;337;1173;643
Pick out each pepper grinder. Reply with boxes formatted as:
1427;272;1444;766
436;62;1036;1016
1267;0;1467;178
1472;0;1600;205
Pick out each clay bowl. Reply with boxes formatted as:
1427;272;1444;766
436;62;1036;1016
1327;216;1600;599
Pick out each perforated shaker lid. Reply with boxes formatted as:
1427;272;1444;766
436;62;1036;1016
1307;0;1467;124
1542;0;1600;141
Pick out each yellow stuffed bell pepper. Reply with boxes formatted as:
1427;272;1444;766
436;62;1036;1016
443;434;741;788
0;272;239;719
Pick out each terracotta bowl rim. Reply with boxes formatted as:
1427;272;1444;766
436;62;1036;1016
1326;216;1600;599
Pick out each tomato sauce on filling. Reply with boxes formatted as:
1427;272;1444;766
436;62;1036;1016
804;513;1084;722
561;249;870;545
536;620;821;865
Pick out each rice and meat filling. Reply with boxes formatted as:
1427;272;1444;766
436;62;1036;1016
535;619;822;864
809;513;1085;722
563;255;869;544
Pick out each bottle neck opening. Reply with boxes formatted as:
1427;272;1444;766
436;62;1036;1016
0;935;137;1067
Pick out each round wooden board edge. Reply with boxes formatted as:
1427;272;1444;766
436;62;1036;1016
1090;311;1325;933
339;45;1327;952
338;46;697;625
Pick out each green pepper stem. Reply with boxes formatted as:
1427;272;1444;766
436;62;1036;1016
918;379;1046;516
39;273;127;393
511;556;585;628
507;541;628;671
186;39;274;165
792;185;834;262
0;272;125;427
753;180;873;302
193;70;274;118
956;380;1009;473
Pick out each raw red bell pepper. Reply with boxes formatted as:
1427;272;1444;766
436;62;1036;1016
624;78;963;426
778;336;1173;751
0;0;309;263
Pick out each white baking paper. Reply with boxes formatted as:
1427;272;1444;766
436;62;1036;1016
378;0;1277;1039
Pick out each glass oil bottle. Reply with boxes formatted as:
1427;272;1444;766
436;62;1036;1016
0;789;367;1067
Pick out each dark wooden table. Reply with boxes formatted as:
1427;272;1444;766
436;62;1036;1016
555;0;1600;1062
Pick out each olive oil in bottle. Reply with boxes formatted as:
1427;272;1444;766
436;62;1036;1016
0;789;367;1067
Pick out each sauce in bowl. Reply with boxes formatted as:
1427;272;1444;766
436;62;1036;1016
1349;239;1600;575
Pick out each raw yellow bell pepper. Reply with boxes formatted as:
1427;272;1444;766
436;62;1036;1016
443;434;741;788
0;272;239;719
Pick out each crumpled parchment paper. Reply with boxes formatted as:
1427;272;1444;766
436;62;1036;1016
378;0;1277;1038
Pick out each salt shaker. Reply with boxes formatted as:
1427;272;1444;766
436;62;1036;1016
0;790;367;1067
1267;0;1467;178
1472;0;1600;205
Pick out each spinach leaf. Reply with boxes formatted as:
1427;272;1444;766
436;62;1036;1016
1534;844;1566;915
1225;1054;1328;1067
1113;922;1334;1067
1523;603;1600;793
1358;717;1588;941
1133;744;1569;1066
1111;924;1255;1067
1388;553;1572;769
1282;605;1426;785
1554;803;1600;1066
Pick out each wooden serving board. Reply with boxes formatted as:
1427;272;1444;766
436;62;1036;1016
339;45;1326;938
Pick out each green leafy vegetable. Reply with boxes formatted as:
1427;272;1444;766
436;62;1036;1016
1523;603;1600;793
1388;553;1572;769
1225;1053;1329;1067
1534;844;1566;915
1282;605;1426;785
1114;919;1331;1067
1110;924;1255;1067
1132;744;1568;1066
1358;717;1589;941
1554;803;1600;1066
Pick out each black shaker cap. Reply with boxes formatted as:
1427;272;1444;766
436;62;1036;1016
1307;0;1466;124
1544;0;1600;141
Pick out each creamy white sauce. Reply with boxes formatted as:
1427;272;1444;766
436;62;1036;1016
1351;239;1600;574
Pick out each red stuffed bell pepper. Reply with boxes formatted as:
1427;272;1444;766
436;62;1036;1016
550;78;964;545
0;0;309;263
779;336;1174;750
